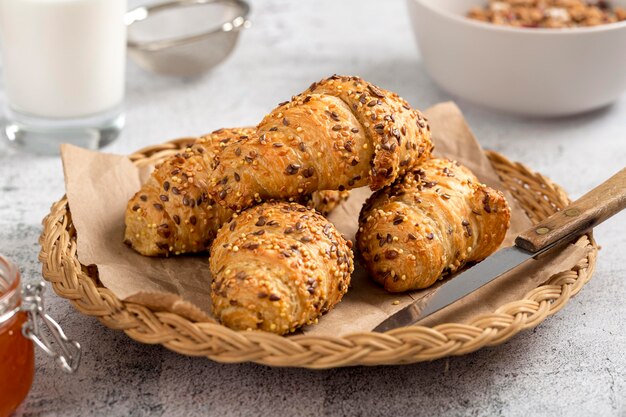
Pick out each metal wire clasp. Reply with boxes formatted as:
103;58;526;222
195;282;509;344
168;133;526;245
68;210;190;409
21;281;81;373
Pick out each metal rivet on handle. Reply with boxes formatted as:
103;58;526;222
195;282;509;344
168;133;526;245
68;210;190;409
536;227;550;235
564;208;580;217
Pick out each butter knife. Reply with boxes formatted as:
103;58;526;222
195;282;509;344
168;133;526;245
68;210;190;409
373;167;626;333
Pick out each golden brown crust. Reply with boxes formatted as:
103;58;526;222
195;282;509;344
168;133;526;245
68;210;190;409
207;75;432;212
356;158;510;292
210;202;354;334
124;128;349;256
305;75;432;190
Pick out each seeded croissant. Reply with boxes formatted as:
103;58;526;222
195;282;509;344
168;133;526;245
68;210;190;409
125;127;349;256
357;158;510;292
207;75;432;212
210;202;354;334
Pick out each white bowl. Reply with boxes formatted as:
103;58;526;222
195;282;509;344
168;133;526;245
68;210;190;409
407;0;626;117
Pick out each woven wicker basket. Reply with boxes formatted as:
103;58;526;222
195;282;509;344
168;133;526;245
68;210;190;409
38;140;598;368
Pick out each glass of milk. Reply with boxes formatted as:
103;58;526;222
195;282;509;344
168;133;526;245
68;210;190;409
0;0;127;154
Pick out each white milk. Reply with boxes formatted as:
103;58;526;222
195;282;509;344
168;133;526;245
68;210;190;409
0;0;127;118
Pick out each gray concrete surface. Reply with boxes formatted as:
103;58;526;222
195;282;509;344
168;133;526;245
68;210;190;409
1;0;625;416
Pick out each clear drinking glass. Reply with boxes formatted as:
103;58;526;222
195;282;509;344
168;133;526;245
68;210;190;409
0;0;127;154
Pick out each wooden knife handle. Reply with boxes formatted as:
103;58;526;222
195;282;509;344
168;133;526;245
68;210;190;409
515;167;626;253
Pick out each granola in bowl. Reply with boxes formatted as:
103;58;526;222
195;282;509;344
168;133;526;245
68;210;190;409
468;0;626;28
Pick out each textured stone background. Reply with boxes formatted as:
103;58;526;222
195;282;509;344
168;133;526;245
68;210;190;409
1;0;625;416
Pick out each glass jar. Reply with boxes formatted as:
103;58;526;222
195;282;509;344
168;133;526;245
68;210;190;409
0;255;80;417
0;256;33;417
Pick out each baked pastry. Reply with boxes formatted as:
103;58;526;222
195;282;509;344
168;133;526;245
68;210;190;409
125;127;349;256
126;74;432;257
356;158;510;292
210;202;353;334
207;75;432;212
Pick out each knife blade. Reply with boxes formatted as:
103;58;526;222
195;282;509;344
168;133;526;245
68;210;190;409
373;166;626;333
373;246;534;333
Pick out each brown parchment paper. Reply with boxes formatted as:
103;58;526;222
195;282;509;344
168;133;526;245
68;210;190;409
60;102;589;336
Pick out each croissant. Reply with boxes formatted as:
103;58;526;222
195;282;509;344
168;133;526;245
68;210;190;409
356;158;510;292
125;127;349;256
207;75;432;212
210;202;353;334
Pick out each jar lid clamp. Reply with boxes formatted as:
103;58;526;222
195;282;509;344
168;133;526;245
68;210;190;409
21;282;81;373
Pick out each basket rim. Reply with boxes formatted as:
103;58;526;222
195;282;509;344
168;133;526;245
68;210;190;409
38;145;598;368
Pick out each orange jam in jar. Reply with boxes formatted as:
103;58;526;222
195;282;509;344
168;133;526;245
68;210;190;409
0;257;35;417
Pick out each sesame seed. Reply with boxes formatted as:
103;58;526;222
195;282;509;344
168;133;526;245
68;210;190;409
368;85;385;98
385;250;399;259
483;194;492;213
285;163;301;175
